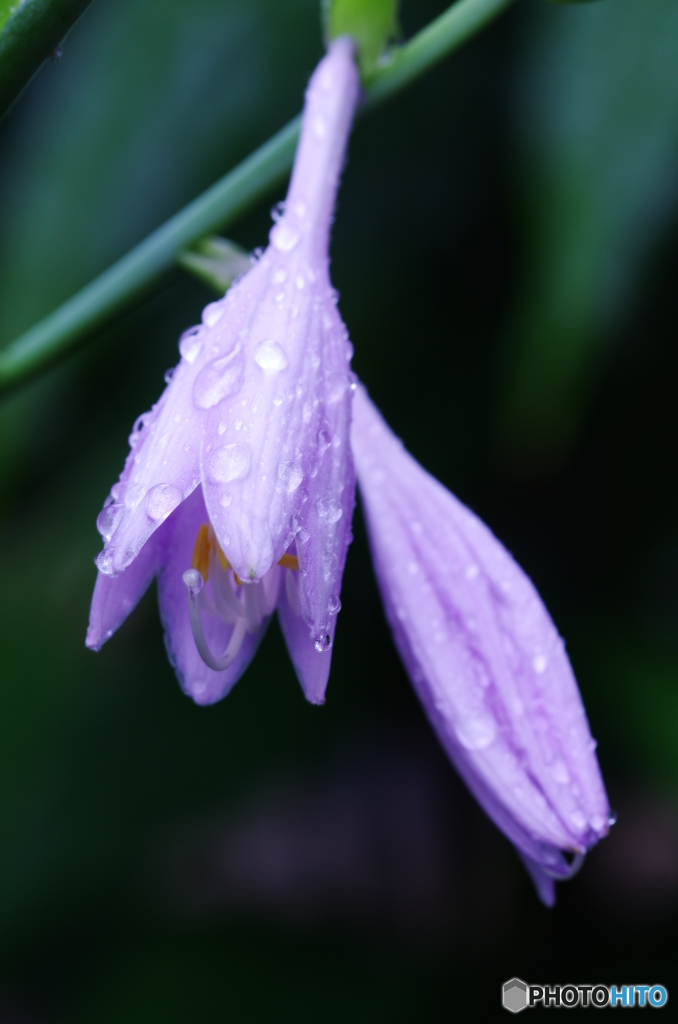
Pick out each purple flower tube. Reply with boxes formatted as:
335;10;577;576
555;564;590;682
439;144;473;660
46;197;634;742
87;38;360;707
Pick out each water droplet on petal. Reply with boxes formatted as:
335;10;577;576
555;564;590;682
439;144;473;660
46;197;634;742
551;760;570;784
570;810;586;832
273;268;287;284
271;201;286;223
144;483;182;522
455;713;497;751
290;515;301;534
324;372;350;404
179;327;203;363
313;115;326;138
271;222;299;252
317;428;331;452
208;443;252;483
202;302;224;327
608;810;618;827
278;461;303;493
96;503;124;541
313;632;332;653
327;594;341;615
297;527;310;545
590;814;606;832
532;654;548;674
124;484;145;509
254;340;288;371
220;493;233;508
193;352;244;409
164;367;175;384
465;564;479;580
96;549;115;576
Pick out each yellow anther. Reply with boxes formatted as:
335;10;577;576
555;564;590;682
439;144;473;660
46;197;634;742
233;572;243;586
191;523;211;582
278;553;299;571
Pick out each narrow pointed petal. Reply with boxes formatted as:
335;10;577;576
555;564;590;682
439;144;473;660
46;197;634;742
157;487;269;706
95;344;205;577
199;38;359;649
86;526;162;650
519;854;556;908
277;570;339;704
351;386;610;877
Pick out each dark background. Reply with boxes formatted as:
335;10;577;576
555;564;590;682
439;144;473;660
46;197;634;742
0;0;677;1019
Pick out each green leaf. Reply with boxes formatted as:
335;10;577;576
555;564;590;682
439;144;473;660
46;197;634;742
0;0;95;119
323;0;399;77
498;0;678;466
177;236;252;296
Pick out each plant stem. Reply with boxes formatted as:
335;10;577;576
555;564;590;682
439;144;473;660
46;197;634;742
0;0;516;394
0;0;95;121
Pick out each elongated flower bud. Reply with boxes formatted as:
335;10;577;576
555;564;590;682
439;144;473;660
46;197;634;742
351;385;610;903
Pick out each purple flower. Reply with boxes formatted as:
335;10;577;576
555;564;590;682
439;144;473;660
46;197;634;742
350;384;611;905
87;38;359;706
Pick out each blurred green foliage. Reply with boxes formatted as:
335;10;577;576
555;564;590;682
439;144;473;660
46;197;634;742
0;0;677;1018
501;0;678;463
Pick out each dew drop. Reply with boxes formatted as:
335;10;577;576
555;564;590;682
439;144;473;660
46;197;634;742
327;594;341;615
313;632;332;653
179;327;203;363
313;115;326;138
271;222;299;252
551;759;570;784
220;493;233;508
570;810;586;832
271;201;286;223
297;527;310;545
254;340;288;371
96;503;124;541
202;302;224;327
272;268;287;284
590;814;606;832
144;483;182;522
96;549;115;576
278;461;303;493
290;515;301;534
324;372;350;404
208;443;252;483
455;713;497;751
532;654;548;674
193;351;244;409
164;367;175;384
465;564;479;580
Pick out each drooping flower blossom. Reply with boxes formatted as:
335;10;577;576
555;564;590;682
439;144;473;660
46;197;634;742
350;384;611;905
87;38;359;706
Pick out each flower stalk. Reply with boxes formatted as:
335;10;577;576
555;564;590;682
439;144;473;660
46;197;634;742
0;0;516;397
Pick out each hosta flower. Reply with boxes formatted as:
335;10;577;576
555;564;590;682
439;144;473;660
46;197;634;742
350;385;611;904
87;38;359;706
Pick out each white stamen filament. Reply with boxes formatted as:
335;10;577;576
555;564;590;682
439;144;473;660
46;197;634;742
183;568;247;671
184;539;300;672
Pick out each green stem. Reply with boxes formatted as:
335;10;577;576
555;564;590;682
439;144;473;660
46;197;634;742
0;0;516;394
0;0;95;121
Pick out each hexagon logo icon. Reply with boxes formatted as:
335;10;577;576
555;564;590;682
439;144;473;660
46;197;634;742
503;978;528;1013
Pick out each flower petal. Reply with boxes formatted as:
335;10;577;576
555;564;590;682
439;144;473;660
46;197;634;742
157;486;269;706
351;385;610;875
199;37;359;633
86;525;162;650
276;568;339;704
